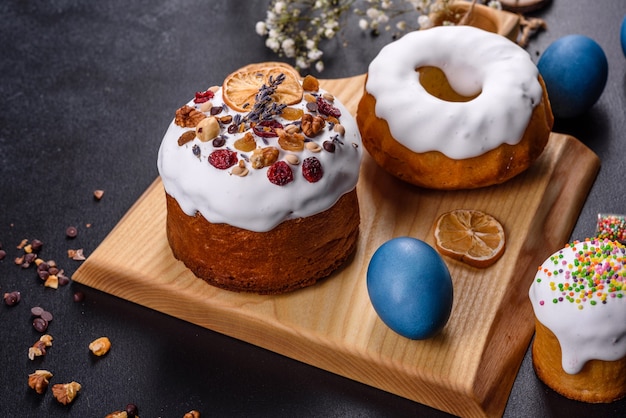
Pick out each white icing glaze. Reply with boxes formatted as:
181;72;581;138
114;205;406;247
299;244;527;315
157;82;362;232
529;239;626;374
365;25;543;159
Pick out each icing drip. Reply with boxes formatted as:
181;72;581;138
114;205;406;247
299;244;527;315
365;25;542;159
157;84;362;232
529;239;626;374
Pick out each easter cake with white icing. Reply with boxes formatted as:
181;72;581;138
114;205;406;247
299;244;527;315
356;25;553;190
529;238;626;402
157;62;363;294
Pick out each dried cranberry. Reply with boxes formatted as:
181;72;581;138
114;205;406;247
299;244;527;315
252;120;283;138
208;149;238;169
302;157;323;183
267;161;294;186
194;89;214;104
316;96;341;118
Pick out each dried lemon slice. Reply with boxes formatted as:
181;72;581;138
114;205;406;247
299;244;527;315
433;209;505;268
222;62;303;112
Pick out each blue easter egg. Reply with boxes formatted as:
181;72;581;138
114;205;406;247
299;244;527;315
366;237;453;340
621;16;626;57
538;35;608;118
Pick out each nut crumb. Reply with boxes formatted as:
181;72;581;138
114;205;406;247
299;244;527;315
89;336;111;356
52;381;81;405
183;411;200;418
67;249;86;261
105;412;128;418
94;190;104;200
28;370;53;394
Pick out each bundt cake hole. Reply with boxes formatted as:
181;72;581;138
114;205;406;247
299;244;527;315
416;66;480;102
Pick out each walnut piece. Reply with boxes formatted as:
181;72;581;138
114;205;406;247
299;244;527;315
175;105;206;128
250;147;279;169
28;370;53;394
89;336;111;356
52;381;82;405
301;113;325;137
28;334;53;360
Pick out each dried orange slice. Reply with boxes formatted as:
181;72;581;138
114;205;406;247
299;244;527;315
433;209;505;268
222;62;303;112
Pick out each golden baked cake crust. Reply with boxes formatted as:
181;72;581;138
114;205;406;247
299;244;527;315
532;320;626;403
357;76;553;190
165;190;360;295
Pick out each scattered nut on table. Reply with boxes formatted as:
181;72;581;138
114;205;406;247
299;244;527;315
28;334;53;360
89;336;111;356
52;381;81;405
183;411;200;418
28;370;53;394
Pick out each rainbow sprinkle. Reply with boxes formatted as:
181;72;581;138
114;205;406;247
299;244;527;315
535;238;626;309
596;213;626;244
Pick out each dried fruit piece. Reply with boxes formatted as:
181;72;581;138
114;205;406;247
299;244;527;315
52;381;81;405
267;161;294;186
177;130;196;146
250;147;279;169
302;157;324;183
89;336;111;356
316;96;341;117
208;149;238;170
193;89;214;104
184;411;201;418
252;120;283;138
433;209;506;268
302;74;320;91
233;132;256;152
280;106;303;121
28;370;53;394
222;62;303;112
276;128;305;151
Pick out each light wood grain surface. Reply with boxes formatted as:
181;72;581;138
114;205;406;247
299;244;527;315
74;75;600;418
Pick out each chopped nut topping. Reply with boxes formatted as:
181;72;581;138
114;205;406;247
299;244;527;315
177;130;196;146
52;381;82;405
250;147;279;169
67;248;86;261
175;105;206;128
89;336;111;356
276;128;305;151
28;370;53;394
301;114;325;137
195;116;220;142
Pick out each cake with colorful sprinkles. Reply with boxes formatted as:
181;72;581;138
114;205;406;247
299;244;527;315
157;62;363;294
528;238;626;402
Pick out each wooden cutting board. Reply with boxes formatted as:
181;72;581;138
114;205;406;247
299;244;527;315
73;74;600;418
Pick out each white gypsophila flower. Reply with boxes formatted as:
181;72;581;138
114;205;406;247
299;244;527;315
255;21;268;36
307;48;323;61
488;1;502;10
396;20;407;31
315;60;324;73
381;0;393;9
265;11;277;24
417;14;433;29
359;18;369;30
274;1;286;14
281;38;296;58
366;7;381;20
296;56;309;69
265;37;280;52
306;39;316;50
